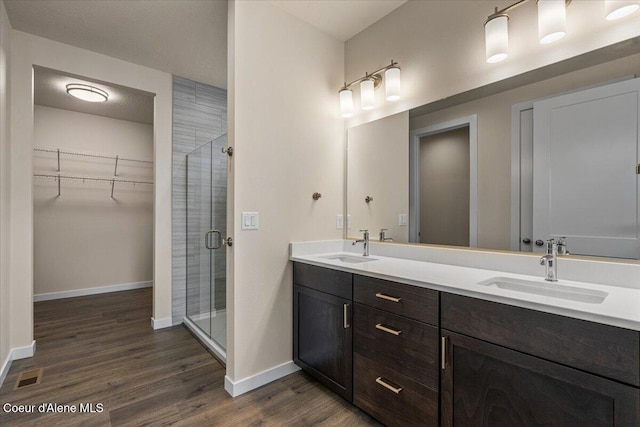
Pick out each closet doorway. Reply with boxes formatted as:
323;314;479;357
409;115;478;247
32;67;154;307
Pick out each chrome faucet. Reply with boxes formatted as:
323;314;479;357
540;239;558;282
557;236;569;255
353;229;370;256
379;229;393;242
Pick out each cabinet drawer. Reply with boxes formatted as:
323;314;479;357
354;275;438;325
354;303;438;390
293;262;352;299
442;293;640;386
354;353;438;427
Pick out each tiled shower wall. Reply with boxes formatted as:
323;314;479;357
172;76;227;325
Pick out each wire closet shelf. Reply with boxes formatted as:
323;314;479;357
33;147;154;198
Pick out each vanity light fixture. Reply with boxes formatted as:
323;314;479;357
339;60;400;117
66;84;109;103
605;0;640;19
484;0;573;63
537;0;567;44
484;12;510;63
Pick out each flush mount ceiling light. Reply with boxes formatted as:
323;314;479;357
339;60;400;118
66;84;109;103
605;0;640;19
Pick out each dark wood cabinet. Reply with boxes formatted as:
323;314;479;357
293;262;640;427
353;275;440;426
293;264;353;401
441;330;640;427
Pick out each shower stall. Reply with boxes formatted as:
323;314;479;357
184;134;228;362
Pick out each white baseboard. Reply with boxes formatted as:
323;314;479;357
151;317;173;330
224;361;300;397
34;281;152;302
0;340;36;387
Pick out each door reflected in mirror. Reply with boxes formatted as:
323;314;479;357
346;49;640;260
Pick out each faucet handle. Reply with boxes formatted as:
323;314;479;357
380;228;387;232
359;229;369;232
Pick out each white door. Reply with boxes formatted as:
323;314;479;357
533;78;640;259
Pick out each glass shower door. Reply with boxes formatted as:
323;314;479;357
186;135;227;354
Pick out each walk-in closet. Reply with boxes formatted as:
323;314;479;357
32;67;155;303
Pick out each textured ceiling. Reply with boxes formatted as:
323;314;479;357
270;0;408;41
34;66;155;125
4;0;228;89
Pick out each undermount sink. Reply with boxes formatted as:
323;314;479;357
321;254;378;264
478;277;608;304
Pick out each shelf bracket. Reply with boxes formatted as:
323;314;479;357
111;178;115;199
57;149;61;172
114;155;119;176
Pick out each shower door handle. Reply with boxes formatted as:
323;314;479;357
205;230;223;250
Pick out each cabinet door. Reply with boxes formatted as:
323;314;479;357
293;284;352;401
441;330;640;427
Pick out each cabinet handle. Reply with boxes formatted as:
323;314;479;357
441;336;448;370
375;323;402;336
375;292;402;303
343;303;350;329
375;377;403;394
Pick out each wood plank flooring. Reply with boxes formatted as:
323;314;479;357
0;288;380;426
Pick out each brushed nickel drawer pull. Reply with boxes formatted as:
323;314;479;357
375;377;403;394
375;323;402;336
441;336;448;370
375;292;402;303
343;303;350;329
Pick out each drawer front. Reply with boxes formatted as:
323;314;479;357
354;275;438;325
354;303;439;390
442;293;640;386
293;262;352;299
354;353;438;427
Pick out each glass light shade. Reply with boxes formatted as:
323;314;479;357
605;0;640;19
360;78;375;110
339;88;354;118
537;0;566;44
66;84;109;102
385;67;401;101
484;14;509;63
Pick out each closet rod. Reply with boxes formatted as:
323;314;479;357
34;173;153;198
33;173;153;185
33;147;152;164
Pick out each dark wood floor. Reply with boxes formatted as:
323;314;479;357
0;288;380;426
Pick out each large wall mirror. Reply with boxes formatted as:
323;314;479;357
346;40;640;261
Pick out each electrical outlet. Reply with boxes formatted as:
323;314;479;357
399;214;408;226
347;215;352;229
336;214;344;229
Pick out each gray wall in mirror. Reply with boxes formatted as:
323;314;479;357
346;51;640;260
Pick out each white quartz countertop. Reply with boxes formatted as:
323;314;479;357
290;243;640;332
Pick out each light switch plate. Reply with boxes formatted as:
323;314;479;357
347;215;351;229
399;214;408;226
242;212;259;230
336;214;344;229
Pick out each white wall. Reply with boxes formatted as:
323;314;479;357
227;0;344;393
345;1;640;127
0;0;13;377
33;106;153;296
347;111;408;242
9;30;173;358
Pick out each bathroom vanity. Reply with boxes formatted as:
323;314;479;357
291;241;640;427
